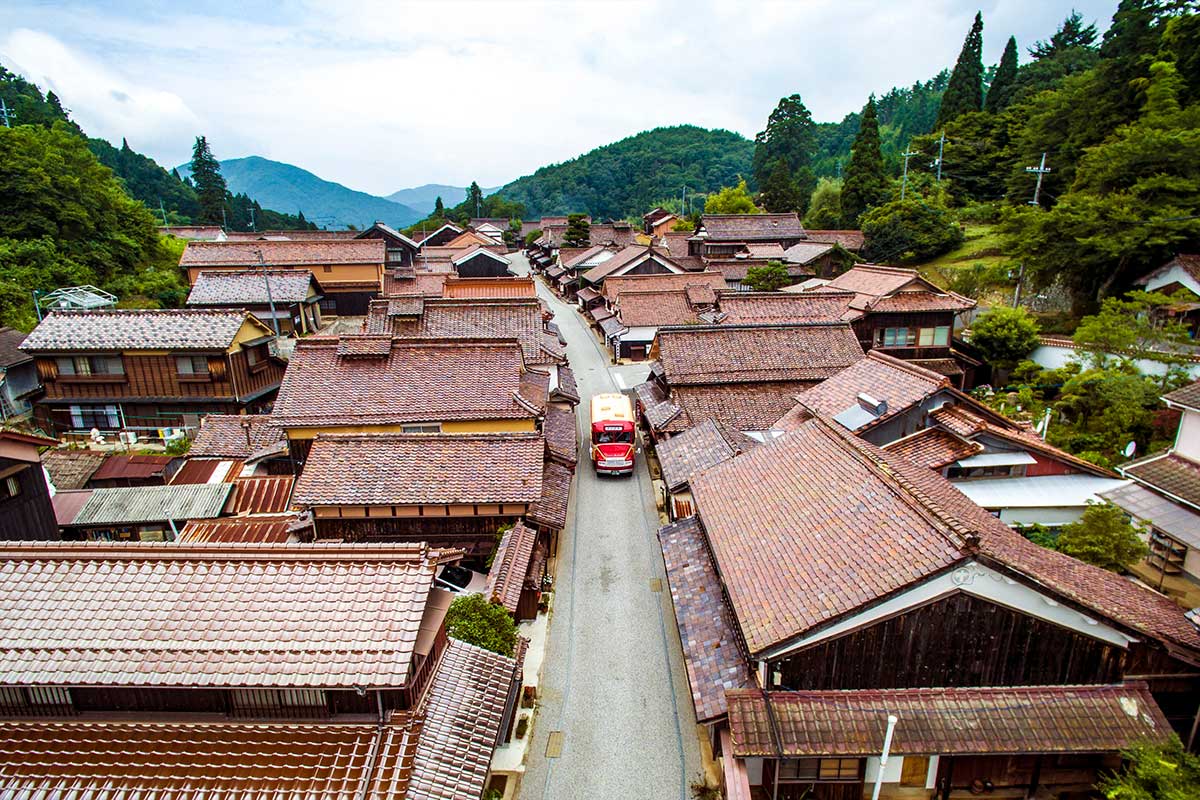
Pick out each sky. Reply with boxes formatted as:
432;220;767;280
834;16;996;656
1;0;1115;197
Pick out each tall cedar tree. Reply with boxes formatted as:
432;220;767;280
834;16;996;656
984;36;1020;113
760;158;802;213
466;181;484;217
189;136;227;225
937;12;985;128
434;196;444;215
753;95;817;212
1029;10;1098;58
839;97;889;226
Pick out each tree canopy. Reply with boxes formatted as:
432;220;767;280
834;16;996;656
189;136;227;225
984;36;1020;113
937;12;985;128
753;95;817;213
444;594;517;657
705;179;761;215
839;96;889;226
1056;502;1147;572
970;305;1040;369
743;262;792;292
860;199;963;263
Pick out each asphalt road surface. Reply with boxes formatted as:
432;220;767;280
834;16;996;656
510;253;703;799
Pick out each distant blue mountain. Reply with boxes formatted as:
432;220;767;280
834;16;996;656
177;156;423;230
386;183;505;215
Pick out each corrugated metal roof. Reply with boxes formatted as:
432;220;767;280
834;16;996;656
228;476;294;515
178;516;295;544
69;483;233;526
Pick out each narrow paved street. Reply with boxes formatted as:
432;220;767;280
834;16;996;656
510;253;703;799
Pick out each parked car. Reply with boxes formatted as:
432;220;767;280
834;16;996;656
435;564;488;594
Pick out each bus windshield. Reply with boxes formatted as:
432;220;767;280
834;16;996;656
594;429;633;444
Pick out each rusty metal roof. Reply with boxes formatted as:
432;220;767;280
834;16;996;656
727;684;1171;757
177;516;295;544
227;475;295;515
0;542;461;689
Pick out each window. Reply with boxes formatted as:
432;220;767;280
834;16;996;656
386;247;404;263
778;758;862;782
323;265;333;273
69;404;120;431
918;326;951;347
0;474;20;501
230;688;327;717
319;298;337;314
246;344;267;366
401;424;441;434
56;355;123;376
176;355;210;375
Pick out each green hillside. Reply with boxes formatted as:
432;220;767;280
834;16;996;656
498;125;755;219
387;183;503;215
179;156;423;230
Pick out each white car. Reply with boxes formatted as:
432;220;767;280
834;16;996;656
434;564;489;595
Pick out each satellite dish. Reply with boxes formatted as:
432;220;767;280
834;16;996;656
1123;441;1137;458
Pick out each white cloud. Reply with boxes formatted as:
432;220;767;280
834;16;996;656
0;0;1116;196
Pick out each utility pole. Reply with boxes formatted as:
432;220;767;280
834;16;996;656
254;248;281;337
1025;152;1051;206
900;149;920;200
931;131;947;182
248;205;256;232
221;207;228;231
0;98;14;128
158;199;169;226
835;159;842;180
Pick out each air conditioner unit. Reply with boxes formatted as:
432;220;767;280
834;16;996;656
118;431;138;445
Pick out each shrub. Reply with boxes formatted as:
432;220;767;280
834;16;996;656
970;305;1041;369
1057;502;1148;572
860;199;963;263
444;593;517;657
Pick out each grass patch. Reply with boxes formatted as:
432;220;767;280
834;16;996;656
914;223;1018;305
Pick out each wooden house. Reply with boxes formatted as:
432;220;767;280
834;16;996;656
634;323;863;438
659;417;1200;800
354;221;421;268
452;244;513;278
1107;380;1200;606
579;245;689;290
0;327;39;422
1136;254;1200;337
469;218;512;243
186;269;325;335
0;541;523;800
21;309;285;440
791;265;978;384
688;213;808;258
180;239;385;316
414;222;465;247
270;336;542;469
292;432;544;555
643;207;678;237
0;430;59;541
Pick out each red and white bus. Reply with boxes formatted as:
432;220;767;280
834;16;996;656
590;392;635;476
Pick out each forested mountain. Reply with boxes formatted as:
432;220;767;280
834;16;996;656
497;126;755;219
387;183;503;215
88;137;200;222
178;156;423;230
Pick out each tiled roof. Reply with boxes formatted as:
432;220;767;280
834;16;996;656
656;418;756;492
819;264;975;314
0;719;409;799
555;364;580;405
617;290;702;327
869;290;976;313
803;229;865;249
883;427;982;469
384;271;448;297
727;684;1171;757
273;337;535;427
21;309;255;352
41;450;106;491
544;404;579;465
582;245;683;284
603;271;726;302
364;298;562;366
442;276;537;299
666;383;805;434
407;638;517;800
293;433;544;507
68;483;232;526
560;245;609;269
487;522;538;613
180;239;385;267
0;541;459;688
526;461;572;532
716;292;856;324
189;414;284;459
705;259;813;283
634;379;683;431
225;229;361;241
586;223;638;249
1121;451;1200;509
824;264;922;296
187;269;317;306
698;213;805;242
658;517;753;723
178;515;295;543
690;417;1200;656
654;323;864;385
1164;379;1200;412
0;326;31;367
89;454;175;483
781;351;948;432
781;241;834;264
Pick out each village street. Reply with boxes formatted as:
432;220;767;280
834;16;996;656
509;253;703;799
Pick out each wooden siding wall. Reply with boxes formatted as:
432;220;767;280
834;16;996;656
773;592;1126;691
35;352;282;404
0;459;58;541
853;311;958;358
455;255;510;279
322;290;376;316
314;516;517;559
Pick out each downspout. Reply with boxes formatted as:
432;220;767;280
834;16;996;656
354;689;387;800
762;687;784;800
870;715;899;800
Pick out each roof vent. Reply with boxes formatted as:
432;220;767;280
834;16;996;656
857;392;887;416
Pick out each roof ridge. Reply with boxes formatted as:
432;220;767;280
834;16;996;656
0;541;463;562
865;350;950;385
658;321;853;333
314;431;542;441
808;416;979;552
